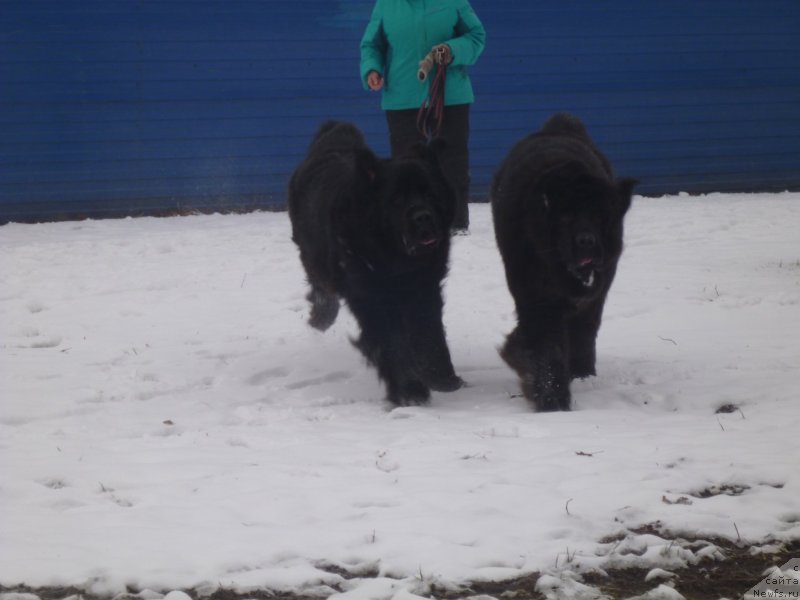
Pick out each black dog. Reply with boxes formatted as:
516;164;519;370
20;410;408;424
288;121;463;406
491;114;637;411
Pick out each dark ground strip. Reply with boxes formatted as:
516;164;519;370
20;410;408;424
3;537;797;600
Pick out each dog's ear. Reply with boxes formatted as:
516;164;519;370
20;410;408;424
353;147;381;182
615;177;638;215
408;139;447;167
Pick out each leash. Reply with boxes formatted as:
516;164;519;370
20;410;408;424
416;49;448;140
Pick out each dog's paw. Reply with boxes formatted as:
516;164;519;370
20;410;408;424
309;309;337;331
521;371;572;412
389;393;431;408
425;374;464;393
569;349;597;379
569;365;596;380
395;395;431;407
307;290;339;331
388;380;431;407
533;394;572;412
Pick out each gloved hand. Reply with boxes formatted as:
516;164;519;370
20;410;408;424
431;44;452;65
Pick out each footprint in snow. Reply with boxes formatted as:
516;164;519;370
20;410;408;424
15;326;61;348
27;300;47;313
28;336;62;349
247;366;290;386
38;478;68;490
285;370;351;390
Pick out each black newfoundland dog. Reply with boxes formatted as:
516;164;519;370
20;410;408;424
491;114;637;411
288;121;463;406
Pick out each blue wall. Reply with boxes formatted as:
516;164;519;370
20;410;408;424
1;1;799;223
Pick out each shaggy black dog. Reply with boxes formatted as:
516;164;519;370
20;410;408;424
288;121;463;406
491;113;637;411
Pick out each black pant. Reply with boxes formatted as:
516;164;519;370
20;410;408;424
385;104;470;230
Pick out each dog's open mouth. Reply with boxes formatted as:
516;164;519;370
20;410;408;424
571;256;598;287
404;235;441;256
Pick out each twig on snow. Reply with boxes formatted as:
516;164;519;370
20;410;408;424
555;546;577;568
575;450;603;457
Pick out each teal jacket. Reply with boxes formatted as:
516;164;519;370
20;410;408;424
360;0;486;110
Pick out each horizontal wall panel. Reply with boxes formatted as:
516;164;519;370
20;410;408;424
2;107;795;139
4;133;799;173
4;69;795;103
4;89;797;126
6;47;796;83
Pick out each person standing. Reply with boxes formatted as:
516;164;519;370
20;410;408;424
360;0;486;232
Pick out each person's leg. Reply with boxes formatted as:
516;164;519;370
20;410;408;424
440;104;470;231
385;109;426;158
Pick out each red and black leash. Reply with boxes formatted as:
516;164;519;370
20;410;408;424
416;61;447;140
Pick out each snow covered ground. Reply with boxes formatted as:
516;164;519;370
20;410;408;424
1;193;799;599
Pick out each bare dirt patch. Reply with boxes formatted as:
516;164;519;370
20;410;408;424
2;535;797;600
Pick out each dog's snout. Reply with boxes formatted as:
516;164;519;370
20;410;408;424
575;231;597;249
411;207;434;228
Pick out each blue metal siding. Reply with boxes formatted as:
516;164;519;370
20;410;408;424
470;1;800;198
1;1;799;222
1;1;379;222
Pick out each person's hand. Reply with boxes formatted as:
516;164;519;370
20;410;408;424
432;44;452;65
367;71;384;91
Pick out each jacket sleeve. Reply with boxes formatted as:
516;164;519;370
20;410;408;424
359;0;387;89
444;1;486;67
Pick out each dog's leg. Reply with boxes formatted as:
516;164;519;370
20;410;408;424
350;302;431;407
387;374;431;407
306;285;339;331
357;333;431;407
404;299;463;393
567;315;598;379
568;288;611;378
296;241;340;331
500;324;571;412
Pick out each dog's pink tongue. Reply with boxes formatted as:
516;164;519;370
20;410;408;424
578;257;594;266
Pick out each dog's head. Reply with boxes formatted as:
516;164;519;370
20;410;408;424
379;141;456;258
534;162;636;291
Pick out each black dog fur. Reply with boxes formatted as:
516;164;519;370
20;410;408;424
288;121;463;406
491;113;637;411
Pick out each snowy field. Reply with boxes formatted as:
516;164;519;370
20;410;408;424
1;193;799;599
